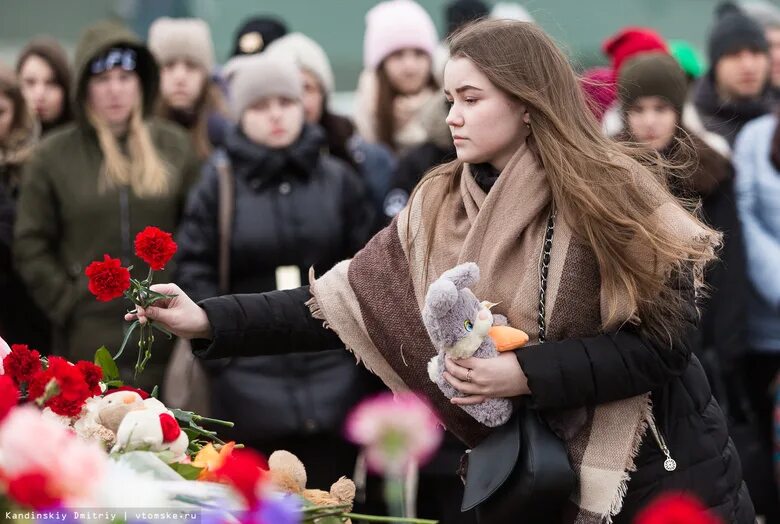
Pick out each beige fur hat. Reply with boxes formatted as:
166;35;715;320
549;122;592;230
147;17;215;72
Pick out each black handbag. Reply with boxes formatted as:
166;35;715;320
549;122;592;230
461;211;576;523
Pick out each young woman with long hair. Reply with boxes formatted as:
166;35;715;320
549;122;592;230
15;21;200;391
126;20;752;522
0;65;49;354
148;17;230;161
354;0;440;154
16;37;72;135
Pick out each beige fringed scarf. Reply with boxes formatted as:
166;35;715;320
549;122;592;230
308;144;715;523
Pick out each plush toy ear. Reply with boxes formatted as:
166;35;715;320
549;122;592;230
424;278;459;319
440;262;480;290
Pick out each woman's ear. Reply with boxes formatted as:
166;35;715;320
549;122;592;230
522;109;531;126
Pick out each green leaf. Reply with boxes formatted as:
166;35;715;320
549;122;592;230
114;320;139;361
94;346;121;382
168;462;203;480
151;385;159;399
104;379;124;388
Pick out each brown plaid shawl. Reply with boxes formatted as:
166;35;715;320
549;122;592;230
308;144;715;523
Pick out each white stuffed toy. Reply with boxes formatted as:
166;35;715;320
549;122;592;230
111;399;189;463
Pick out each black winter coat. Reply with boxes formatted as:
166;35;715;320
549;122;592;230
175;124;379;442
190;281;753;522
693;74;772;146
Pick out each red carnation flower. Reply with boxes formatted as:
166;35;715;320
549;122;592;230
105;385;150;399
75;361;103;396
159;413;181;443
3;344;42;385
636;492;721;524
6;472;61;509
213;448;268;507
0;375;19;422
85;254;131;302
28;357;91;417
134;226;177;271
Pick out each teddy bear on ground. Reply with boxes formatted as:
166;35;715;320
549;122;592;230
268;450;356;513
423;262;529;427
109;396;189;463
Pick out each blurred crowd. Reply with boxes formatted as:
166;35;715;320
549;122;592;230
1;0;780;521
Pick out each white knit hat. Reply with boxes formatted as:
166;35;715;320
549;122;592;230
490;3;535;23
266;33;335;95
147;17;216;71
363;0;438;70
227;54;303;118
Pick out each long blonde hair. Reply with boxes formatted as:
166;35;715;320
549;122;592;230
87;99;170;197
408;20;719;344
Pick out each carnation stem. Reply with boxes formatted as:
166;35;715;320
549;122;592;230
192;414;235;428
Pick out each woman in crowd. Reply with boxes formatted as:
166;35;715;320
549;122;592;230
15;37;72;136
265;32;395;227
354;0;440;155
175;54;378;489
148;17;230;160
14;21;200;391
129;20;752;523
0;66;49;353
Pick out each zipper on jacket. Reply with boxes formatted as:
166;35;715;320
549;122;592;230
646;413;677;472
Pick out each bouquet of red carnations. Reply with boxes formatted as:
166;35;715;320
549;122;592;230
84;226;178;377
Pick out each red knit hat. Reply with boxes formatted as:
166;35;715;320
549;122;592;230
602;27;669;73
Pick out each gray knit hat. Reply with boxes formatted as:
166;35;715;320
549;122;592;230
266;33;335;95
147;17;215;71
226;53;303;118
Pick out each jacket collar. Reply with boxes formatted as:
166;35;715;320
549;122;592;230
224;123;325;184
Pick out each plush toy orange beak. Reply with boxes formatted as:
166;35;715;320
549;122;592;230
488;325;530;352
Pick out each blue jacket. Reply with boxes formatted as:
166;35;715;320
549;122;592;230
733;114;780;351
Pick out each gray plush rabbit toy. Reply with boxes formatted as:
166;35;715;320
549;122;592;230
423;262;528;427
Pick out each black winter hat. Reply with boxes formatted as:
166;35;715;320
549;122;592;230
619;53;688;115
446;0;489;36
231;16;288;57
708;2;768;66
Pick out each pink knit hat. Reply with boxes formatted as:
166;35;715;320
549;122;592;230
363;0;438;70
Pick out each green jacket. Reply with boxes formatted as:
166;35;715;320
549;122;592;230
13;21;200;390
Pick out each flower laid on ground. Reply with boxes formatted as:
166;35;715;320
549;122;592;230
0;375;19;422
85;226;179;376
85;254;131;302
0;336;11;374
0;406;107;508
346;391;443;477
635;492;721;524
192;441;237;480
26;356;95;417
2;343;41;385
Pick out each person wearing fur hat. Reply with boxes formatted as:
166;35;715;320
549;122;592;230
148;17;230;161
175;54;379;490
13;21;200;391
694;2;772;145
618;53;780;521
15;37;72;136
230;15;288;58
266;33;396;223
0;65;49;354
354;0;440;154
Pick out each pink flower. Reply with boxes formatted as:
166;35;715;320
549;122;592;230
0;336;10;374
0;406;106;506
345;392;443;476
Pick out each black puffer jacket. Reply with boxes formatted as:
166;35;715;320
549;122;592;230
190;279;753;522
176;123;379;442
